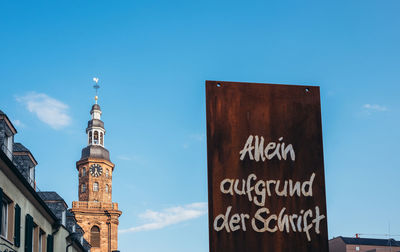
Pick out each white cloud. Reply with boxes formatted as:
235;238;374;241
16;92;71;129
363;104;388;112
119;202;207;234
12;119;25;128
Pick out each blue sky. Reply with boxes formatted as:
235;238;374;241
1;0;400;251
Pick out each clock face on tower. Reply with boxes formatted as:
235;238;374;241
89;164;103;177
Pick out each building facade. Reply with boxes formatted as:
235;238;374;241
71;98;122;252
0;110;90;252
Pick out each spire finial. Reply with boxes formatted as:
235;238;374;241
93;77;100;104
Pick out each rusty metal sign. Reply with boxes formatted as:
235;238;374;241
206;81;328;252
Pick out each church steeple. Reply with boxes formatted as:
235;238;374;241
87;79;105;148
71;78;122;252
79;80;110;161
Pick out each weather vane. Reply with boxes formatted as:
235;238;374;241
93;77;100;104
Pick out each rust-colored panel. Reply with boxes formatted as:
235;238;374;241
206;81;328;252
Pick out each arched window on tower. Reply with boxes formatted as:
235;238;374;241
106;169;109;178
93;182;99;192
94;131;99;144
106;184;109;193
89;131;92;145
100;132;103;145
90;226;100;248
82;184;86;193
82;168;86;177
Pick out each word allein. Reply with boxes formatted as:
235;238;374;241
239;135;295;161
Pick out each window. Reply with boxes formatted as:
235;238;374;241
90;226;100;247
106;169;109;178
2;135;13;159
93;182;99;192
0;188;12;240
100;132;103;145
89;131;92;145
94;131;99;144
82;184;86;193
105;185;109;193
61;211;66;226
82;168;86;177
1;197;8;238
29;167;35;187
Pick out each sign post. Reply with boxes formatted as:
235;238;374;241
206;81;329;252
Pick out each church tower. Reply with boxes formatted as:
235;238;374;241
71;86;122;252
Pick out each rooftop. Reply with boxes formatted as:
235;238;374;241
13;142;30;152
336;236;400;247
37;191;65;202
0;109;17;134
80;145;110;161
